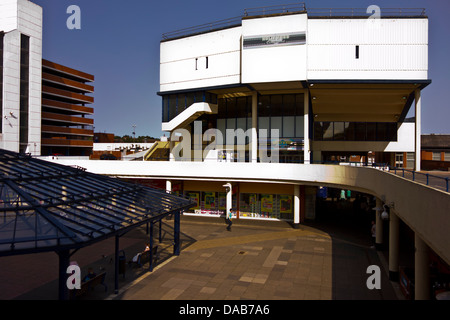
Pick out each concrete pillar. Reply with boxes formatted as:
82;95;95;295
251;92;258;163
304;90;310;164
293;185;300;228
375;198;383;250
166;180;172;193
414;89;421;172
389;210;399;281
415;233;430;300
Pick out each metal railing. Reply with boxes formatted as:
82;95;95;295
391;167;450;193
161;3;426;41
307;7;426;17
243;3;306;17
162;16;242;40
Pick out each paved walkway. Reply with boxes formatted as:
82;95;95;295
1;212;402;301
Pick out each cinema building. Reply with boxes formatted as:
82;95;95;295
155;4;430;222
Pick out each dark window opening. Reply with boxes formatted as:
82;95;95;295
19;34;30;152
355;45;360;59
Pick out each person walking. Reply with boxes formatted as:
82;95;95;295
226;208;233;231
370;221;376;248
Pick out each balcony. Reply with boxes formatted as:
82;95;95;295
41;138;93;147
42;59;94;83
42;112;94;126
42;85;94;105
41;125;94;137
42;99;94;115
42;72;94;93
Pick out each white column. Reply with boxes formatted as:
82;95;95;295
389;210;399;281
294;185;300;227
415;89;421;172
166;180;172;193
304;90;310;164
415;233;430;300
251;92;258;163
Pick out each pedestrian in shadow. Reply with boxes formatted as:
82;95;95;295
226;208;233;231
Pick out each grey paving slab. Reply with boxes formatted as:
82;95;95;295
0;214;401;301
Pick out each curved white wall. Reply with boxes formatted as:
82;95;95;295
47;159;450;265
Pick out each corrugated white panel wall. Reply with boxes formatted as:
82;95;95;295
307;18;428;80
160;26;242;92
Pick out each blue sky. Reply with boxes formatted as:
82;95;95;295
31;0;450;138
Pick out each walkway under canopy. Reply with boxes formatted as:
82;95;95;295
0;149;195;299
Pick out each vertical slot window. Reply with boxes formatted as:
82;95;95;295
355;45;359;59
19;34;30;153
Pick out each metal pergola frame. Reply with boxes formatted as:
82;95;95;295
0;149;195;299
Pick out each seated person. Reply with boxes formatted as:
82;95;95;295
82;267;97;282
131;244;151;263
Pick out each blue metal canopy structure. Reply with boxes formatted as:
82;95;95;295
0;149;195;299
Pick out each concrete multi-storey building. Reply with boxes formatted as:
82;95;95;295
0;0;94;157
41;59;94;156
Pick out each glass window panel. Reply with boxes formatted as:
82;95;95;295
177;94;186;114
387;123;397;141
270;95;283;117
344;122;355;141
217;98;227;118
333;122;345;141
169;95;177;121
217;119;226;139
236;117;247;130
295;94;304;116
432;152;441;161
355;123;366;141
322;122;333;141
283;95;296;116
377;122;387;141
295;116;304;138
444;152;450;162
186;93;195;108
271;117;282;138
226;98;237;117
195;91;204;103
236;97;248;118
225;118;236;145
313;121;323;140
259;117;270;140
283;116;295;138
259;95;271;117
366;123;376;141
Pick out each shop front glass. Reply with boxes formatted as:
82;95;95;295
239;193;293;220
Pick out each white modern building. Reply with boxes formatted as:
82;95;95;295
156;4;430;222
0;0;42;155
